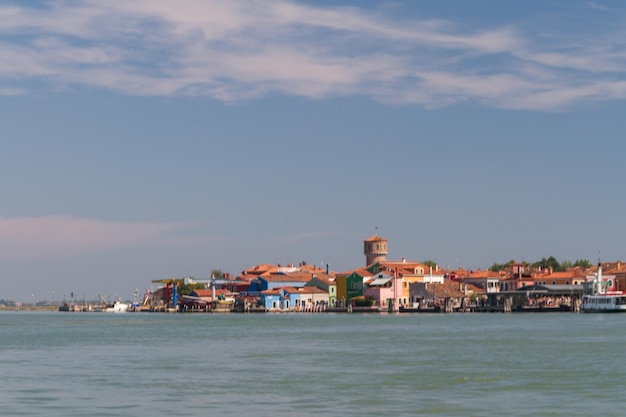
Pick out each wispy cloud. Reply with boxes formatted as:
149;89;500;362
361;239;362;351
587;1;610;12
0;215;208;260
0;0;625;109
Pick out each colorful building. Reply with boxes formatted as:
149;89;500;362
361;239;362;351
336;269;370;307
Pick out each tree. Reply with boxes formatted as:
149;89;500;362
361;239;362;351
177;282;206;296
557;259;592;269
211;269;225;279
532;256;564;272
354;296;376;307
422;260;438;269
489;259;516;272
573;259;592;268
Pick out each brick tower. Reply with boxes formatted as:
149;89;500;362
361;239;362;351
364;235;388;267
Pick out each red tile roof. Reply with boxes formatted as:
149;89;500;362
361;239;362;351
424;281;465;298
364;234;387;242
338;268;372;277
297;286;328;294
191;288;230;297
261;272;312;282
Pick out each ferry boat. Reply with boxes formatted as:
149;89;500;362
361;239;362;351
581;262;626;313
581;293;626;312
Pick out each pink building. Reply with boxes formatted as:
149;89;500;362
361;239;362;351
363;272;403;311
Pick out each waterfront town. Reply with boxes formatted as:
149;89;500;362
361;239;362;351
30;234;622;315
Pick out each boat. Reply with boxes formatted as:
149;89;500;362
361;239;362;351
103;300;130;313
58;303;72;312
94;294;130;313
581;262;626;313
582;293;626;312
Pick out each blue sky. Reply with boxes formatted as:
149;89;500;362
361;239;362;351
1;0;625;302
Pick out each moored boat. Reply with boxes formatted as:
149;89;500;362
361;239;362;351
581;293;626;312
581;261;626;313
103;300;130;313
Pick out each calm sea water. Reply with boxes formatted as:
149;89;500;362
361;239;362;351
1;311;625;416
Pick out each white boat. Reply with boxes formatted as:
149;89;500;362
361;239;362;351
581;262;626;313
103;300;130;313
581;293;626;312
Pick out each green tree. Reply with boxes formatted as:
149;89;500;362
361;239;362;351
489;259;516;272
422;260;438;269
354;296;376;307
532;256;564;272
177;282;206;296
573;259;592;268
211;269;225;279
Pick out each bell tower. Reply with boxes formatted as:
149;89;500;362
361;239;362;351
364;235;388;267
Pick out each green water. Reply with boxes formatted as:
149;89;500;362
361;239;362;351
1;311;625;416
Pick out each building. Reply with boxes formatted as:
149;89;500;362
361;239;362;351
260;288;291;311
457;269;503;293
291;286;329;311
305;273;337;307
364;235;388;266
247;272;310;294
335;269;371;307
363;271;403;311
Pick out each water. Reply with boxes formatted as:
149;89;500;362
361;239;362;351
1;311;626;416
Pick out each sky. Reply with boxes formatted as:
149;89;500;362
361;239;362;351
1;0;626;302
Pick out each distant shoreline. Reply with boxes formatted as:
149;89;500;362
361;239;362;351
0;306;57;312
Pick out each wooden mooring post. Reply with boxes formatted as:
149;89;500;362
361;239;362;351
503;296;512;313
